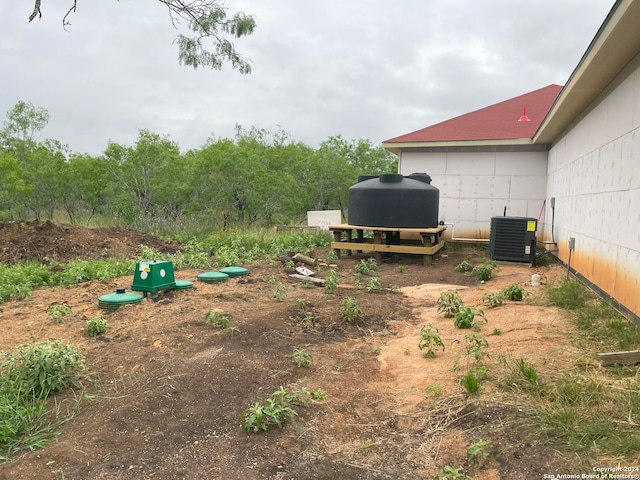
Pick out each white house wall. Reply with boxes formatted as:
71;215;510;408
545;54;640;318
399;150;548;239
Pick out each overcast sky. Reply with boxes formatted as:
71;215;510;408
0;0;615;156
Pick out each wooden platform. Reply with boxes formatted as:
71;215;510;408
328;224;447;265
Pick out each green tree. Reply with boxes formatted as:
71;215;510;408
20;140;69;220
0;151;30;220
62;154;113;224
0;101;50;160
28;0;256;73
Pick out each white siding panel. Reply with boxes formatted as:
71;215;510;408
510;175;546;200
606;78;634;144
495;152;547;175
400;152;447;175
446;153;496;175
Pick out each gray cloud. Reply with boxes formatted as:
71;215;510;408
0;0;614;154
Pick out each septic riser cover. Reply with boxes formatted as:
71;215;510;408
131;260;176;293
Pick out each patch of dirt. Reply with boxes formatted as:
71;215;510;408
0;222;590;479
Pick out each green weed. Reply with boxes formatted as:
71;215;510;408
290;349;313;367
481;291;503;308
365;277;381;292
84;315;108;337
418;324;445;358
242;386;312;434
501;283;527;301
271;281;288;301
454;306;486;330
437;291;463;318
472;263;495;281
205;310;229;329
47;304;72;324
324;269;340;293
355;258;377;275
455;260;472;272
339;297;362;323
434;466;473;480
325;250;338;264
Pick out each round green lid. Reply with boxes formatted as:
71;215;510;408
173;280;194;290
98;289;143;311
197;271;229;283
219;266;249;277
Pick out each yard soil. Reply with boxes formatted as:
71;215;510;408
0;221;590;479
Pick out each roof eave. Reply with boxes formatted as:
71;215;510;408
382;138;534;155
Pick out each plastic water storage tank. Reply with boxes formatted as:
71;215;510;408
347;173;439;228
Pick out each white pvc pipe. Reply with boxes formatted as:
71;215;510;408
441;222;490;243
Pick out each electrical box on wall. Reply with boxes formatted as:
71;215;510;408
131;260;176;295
489;217;537;264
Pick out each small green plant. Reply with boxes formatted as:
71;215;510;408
425;383;442;397
398;265;407;273
454;306;486;330
472;263;495;281
84;315;108;337
455;260;472;272
290;349;313;367
300;278;315;288
501;283;527;301
271;281;287;301
434;465;473;480
355;258;377;275
467;439;490;465
310;388;325;400
0;340;86;397
371;345;381;355
205;310;229;329
242;389;297;434
283;260;296;273
324;269;340;293
365;277;381;292
339;297;362;323
461;371;481;394
404;347;411;355
481;291;504;308
515;358;538;387
492;327;502;335
331;363;343;371
465;334;489;362
46;304;72;324
418;324;445;358
437;291;463;318
295;298;308;310
325;250;338;264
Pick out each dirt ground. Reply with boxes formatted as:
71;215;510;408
0;221;589;479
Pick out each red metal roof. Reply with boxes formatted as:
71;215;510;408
384;84;563;143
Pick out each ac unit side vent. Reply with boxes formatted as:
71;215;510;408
489;217;537;264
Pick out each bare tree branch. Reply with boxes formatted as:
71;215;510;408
28;0;42;22
62;0;78;31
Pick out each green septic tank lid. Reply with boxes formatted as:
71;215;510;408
98;289;143;311
173;280;194;290
197;271;229;283
219;266;249;277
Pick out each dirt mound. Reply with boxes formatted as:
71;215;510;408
0;221;182;264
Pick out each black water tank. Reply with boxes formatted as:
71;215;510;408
347;173;439;228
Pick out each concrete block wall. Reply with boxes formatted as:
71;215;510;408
399;150;548;239
545;58;640;318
